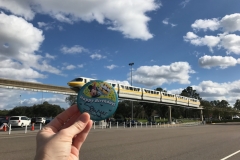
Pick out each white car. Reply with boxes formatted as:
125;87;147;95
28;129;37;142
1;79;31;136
8;116;31;127
36;117;46;124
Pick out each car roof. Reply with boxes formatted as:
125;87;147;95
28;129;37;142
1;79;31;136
10;116;27;117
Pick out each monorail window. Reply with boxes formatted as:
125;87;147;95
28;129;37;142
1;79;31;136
75;78;83;82
112;84;116;87
129;87;133;90
121;85;124;89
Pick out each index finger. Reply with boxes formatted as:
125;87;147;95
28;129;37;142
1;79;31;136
47;104;80;131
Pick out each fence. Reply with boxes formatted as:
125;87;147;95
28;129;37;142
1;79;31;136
0;121;204;135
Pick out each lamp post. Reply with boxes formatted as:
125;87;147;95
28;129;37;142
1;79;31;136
129;63;134;120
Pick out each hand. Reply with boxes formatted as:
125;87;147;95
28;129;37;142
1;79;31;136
35;104;92;160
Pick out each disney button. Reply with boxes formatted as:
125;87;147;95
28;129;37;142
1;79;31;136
77;80;118;121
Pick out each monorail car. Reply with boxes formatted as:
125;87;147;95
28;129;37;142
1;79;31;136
142;88;160;102
176;95;189;106
118;84;142;100
161;92;176;104
188;98;200;108
67;77;95;88
67;77;200;108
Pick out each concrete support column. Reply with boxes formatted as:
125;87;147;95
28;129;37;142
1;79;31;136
200;109;203;121
168;106;172;124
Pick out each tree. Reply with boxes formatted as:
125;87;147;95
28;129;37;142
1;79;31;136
234;99;240;110
141;102;155;119
217;100;229;108
0;109;9;116
180;86;201;100
114;101;132;118
155;87;166;92
201;100;213;118
154;104;168;118
8;101;65;118
65;95;77;106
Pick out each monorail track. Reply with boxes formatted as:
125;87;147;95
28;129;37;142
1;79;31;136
0;78;77;95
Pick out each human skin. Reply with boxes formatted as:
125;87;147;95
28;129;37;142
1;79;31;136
34;104;92;160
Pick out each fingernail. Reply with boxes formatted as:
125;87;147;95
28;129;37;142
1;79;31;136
79;112;90;123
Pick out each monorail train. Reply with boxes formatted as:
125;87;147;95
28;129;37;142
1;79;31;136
68;77;200;108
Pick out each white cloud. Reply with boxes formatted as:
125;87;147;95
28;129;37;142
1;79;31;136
90;53;106;60
167;80;240;106
78;64;84;68
62;64;76;70
0;0;35;20
220;13;240;32
131;62;195;87
186;13;240;55
105;64;118;70
220;34;240;55
198;55;240;69
184;32;240;54
21;96;67;107
190;13;240;33
66;65;76;70
191;18;220;31
192;80;240;105
38;22;54;30
60;45;88;54
0;88;69;110
0;59;46;81
180;0;191;8
45;53;56;59
0;12;61;77
106;79;130;86
183;32;220;52
0;0;160;40
162;18;177;27
162;18;169;25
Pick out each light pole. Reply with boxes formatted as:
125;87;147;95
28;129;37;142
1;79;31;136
129;62;134;120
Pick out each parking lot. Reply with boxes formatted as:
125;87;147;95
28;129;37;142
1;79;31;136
0;122;240;160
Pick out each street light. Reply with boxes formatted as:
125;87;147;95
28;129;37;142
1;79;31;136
129;62;134;120
19;95;21;106
129;63;134;85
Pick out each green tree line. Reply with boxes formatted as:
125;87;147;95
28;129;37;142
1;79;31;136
0;101;65;117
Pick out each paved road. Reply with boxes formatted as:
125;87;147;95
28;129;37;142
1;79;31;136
0;123;239;160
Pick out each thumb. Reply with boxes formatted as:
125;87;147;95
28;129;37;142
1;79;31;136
65;112;91;136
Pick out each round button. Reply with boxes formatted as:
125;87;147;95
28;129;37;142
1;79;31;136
77;80;118;121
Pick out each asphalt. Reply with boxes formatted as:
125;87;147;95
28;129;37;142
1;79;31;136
0;122;240;160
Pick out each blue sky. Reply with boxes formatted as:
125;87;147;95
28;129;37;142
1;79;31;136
0;0;240;110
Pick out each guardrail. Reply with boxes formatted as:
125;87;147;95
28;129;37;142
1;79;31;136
0;121;205;135
0;123;43;135
92;121;204;129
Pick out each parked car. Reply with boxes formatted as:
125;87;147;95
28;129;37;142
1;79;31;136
31;117;36;124
36;117;46;124
147;120;156;125
8;116;31;127
127;119;137;127
0;116;9;125
115;118;124;124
